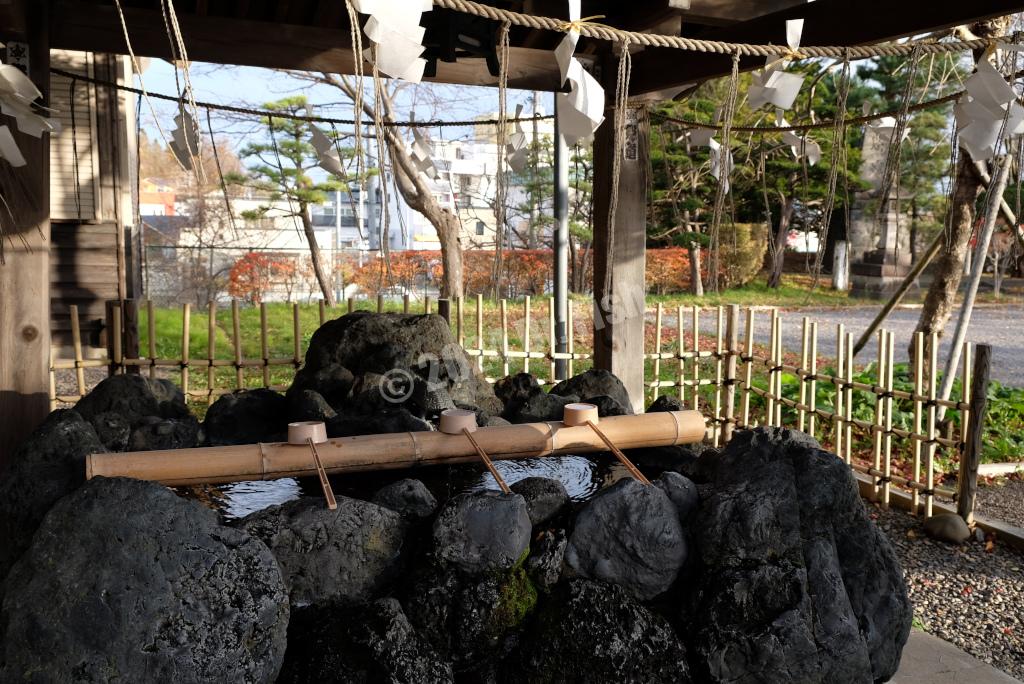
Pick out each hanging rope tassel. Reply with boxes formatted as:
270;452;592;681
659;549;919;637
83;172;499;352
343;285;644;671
205;108;239;238
811;53;851;287
369;48;394;289
708;50;740;293
603;37;633;298
491;20;511;297
875;46;922;239
344;0;366;191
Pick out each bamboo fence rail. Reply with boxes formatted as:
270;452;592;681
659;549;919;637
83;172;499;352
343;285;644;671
50;298;988;520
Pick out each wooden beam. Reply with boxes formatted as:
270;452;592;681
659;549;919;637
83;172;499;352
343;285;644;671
0;0;51;463
592;102;650;413
630;0;1024;94
51;1;563;91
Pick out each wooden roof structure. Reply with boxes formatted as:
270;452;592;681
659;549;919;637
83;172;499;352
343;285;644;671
1;0;1023;458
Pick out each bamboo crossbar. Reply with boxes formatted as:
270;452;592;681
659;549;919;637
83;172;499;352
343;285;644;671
87;410;707;486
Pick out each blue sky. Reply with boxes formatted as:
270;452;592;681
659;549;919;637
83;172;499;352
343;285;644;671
135;59;550;158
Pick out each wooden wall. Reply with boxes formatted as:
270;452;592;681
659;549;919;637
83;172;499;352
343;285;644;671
48;50;137;353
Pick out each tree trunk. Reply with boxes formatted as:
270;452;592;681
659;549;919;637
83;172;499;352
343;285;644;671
911;154;982;359
300;203;336;306
434;210;464;298
689;242;704;296
767;196;795;289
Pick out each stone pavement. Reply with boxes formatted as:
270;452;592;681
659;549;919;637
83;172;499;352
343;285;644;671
891;630;1022;683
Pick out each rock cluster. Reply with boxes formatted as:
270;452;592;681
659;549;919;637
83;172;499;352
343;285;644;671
0;313;914;683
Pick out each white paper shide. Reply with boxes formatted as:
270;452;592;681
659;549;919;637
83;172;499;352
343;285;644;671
352;0;432;84
955;56;1024;161
555;0;605;145
0;64;61;168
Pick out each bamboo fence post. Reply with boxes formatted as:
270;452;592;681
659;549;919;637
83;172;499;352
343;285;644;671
691;306;700;411
808;322;818;439
767;311;778;427
476;294;484;373
232;300;243;390
123;300;140;375
712;306;724;447
181;303;191;400
403;293;410;314
741;308;754;429
437;298;451;325
70;304;86;396
871;330;886;502
548;298;556;384
844;331;854;464
523;295;531;374
425;296;432;314
957;344;991;525
319;299;326;325
774;312;783;427
377;293;385;313
961;341;973;471
912;331;924;514
567;300;575;377
207;301;217;399
147;300;156;380
260;303;270;388
652;302;663;400
48;347;57;410
723;304;739;442
500;299;510;377
676;304;684;401
456;296;465;347
104;301;118;376
798;317;810;432
835;323;845;459
292;303;302;370
112;305;123;376
882;330;895;509
925;332;938;518
347;297;354;314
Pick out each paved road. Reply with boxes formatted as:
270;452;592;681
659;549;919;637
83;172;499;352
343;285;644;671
662;303;1024;387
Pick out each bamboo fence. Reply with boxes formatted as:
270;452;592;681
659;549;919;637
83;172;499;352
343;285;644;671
50;298;988;520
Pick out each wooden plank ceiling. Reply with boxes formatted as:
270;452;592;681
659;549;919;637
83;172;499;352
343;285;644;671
50;0;1024;95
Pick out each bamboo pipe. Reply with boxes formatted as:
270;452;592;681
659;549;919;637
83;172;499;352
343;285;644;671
87;410;706;486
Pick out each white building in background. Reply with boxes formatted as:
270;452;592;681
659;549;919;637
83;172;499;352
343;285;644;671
383;110;554;252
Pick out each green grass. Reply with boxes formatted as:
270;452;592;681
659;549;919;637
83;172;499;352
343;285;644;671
647;276;855;309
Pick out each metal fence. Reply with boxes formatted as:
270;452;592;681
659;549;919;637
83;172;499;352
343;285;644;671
50;296;989;522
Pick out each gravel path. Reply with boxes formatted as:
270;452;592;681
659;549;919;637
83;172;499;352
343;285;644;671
787;305;1024;388
874;504;1024;680
976;479;1024;530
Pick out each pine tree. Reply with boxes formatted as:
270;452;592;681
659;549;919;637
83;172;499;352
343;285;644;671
229;96;349;305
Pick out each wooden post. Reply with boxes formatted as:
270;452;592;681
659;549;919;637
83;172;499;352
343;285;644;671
798;317;810;432
377;293;384;313
207;301;217;398
882;330;894;509
347;297;354;314
424;296;432;314
957;343;991;525
122;299;140;374
403;293;410;314
723;304;739;442
567;299;575;378
292;303;301;369
548;298;556;384
808;321;818;438
767;311;778;427
925;332;938;517
844;331;854;464
592;104;648;413
676;304;685;402
871;330;886;501
0;0;51;460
